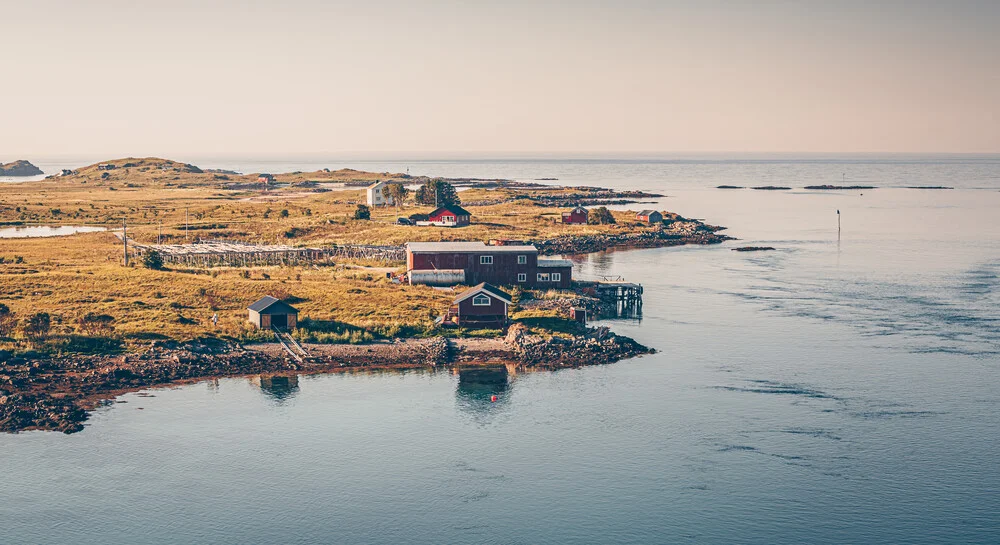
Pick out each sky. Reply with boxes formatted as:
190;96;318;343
2;0;998;156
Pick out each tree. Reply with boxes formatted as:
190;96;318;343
353;204;371;220
0;303;17;337
415;179;460;207
588;207;616;225
25;312;51;338
382;183;410;210
143;249;164;270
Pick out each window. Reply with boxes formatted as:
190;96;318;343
480;255;493;265
537;273;550;282
472;294;491;306
551;273;561;282
518;273;527;282
517;255;527;264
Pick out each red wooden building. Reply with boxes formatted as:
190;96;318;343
423;205;472;227
443;283;512;328
405;241;572;288
636;210;663;223
562;206;589;224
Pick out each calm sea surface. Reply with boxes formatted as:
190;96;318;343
2;155;999;544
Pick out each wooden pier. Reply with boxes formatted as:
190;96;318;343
595;279;643;319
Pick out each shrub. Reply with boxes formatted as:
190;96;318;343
353;204;371;220
142;249;164;270
588;206;616;225
280;209;289;218
25;312;51;338
0;303;17;337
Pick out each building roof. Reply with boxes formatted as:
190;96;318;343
537;259;573;268
406;241;538;253
453;283;513;305
566;206;588;214
248;296;298;314
368;180;387;189
637;209;660;216
429;204;472;217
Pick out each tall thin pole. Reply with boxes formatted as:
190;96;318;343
158;222;162;245
122;218;128;266
185;208;189;243
837;209;841;238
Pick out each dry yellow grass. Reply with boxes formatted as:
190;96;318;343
0;157;665;353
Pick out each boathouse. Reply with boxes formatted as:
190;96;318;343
248;296;299;330
420;205;472;227
562;206;589;224
444;283;512;328
257;173;276;184
405;241;572;288
636;210;663;223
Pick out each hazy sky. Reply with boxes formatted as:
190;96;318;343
2;0;998;156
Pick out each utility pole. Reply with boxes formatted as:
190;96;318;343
122;218;128;266
158;222;162;245
185;208;189;243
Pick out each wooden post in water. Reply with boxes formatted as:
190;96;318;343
837;209;841;239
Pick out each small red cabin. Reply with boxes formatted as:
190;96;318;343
426;205;472;227
444;283;512;328
636;210;663;224
562;206;589;224
258;173;276;184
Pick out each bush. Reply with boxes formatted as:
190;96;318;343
25;312;51;338
142;249;164;270
588;206;616;225
0;303;17;337
279;209;289;218
353;204;371;220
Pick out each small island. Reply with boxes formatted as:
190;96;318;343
0;160;43;177
803;185;876;190
751;186;792;190
0;157;733;433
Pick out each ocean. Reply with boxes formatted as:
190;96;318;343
2;155;999;544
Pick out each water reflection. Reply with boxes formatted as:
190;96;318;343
455;366;512;420
250;375;300;403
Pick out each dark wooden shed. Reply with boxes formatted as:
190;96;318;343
444;283;513;328
248;296;299;330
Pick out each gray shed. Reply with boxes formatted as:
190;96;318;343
248;296;299;330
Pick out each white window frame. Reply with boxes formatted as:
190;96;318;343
518;273;527;282
472;294;491;306
517;255;527;264
480;255;493;265
537;273;550;282
551;273;561;282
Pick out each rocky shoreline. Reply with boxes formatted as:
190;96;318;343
0;326;651;434
536;222;731;255
0;160;43;177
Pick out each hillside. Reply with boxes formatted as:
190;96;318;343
0;160;43;176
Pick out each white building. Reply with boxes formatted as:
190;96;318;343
366;181;394;207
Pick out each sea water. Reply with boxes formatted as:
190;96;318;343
1;155;998;544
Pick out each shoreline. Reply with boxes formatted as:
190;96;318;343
0;325;652;434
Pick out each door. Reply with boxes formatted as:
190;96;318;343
270;314;288;329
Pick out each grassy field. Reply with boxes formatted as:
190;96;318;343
3;157;668;354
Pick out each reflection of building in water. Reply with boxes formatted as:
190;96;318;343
249;374;300;402
455;366;511;418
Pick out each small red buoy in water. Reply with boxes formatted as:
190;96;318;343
491;395;498;402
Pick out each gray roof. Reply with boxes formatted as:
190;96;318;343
406;241;537;253
248;296;298;314
537;259;573;268
453;283;513;305
638;210;660;216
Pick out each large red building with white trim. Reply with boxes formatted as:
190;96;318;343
405;241;572;289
